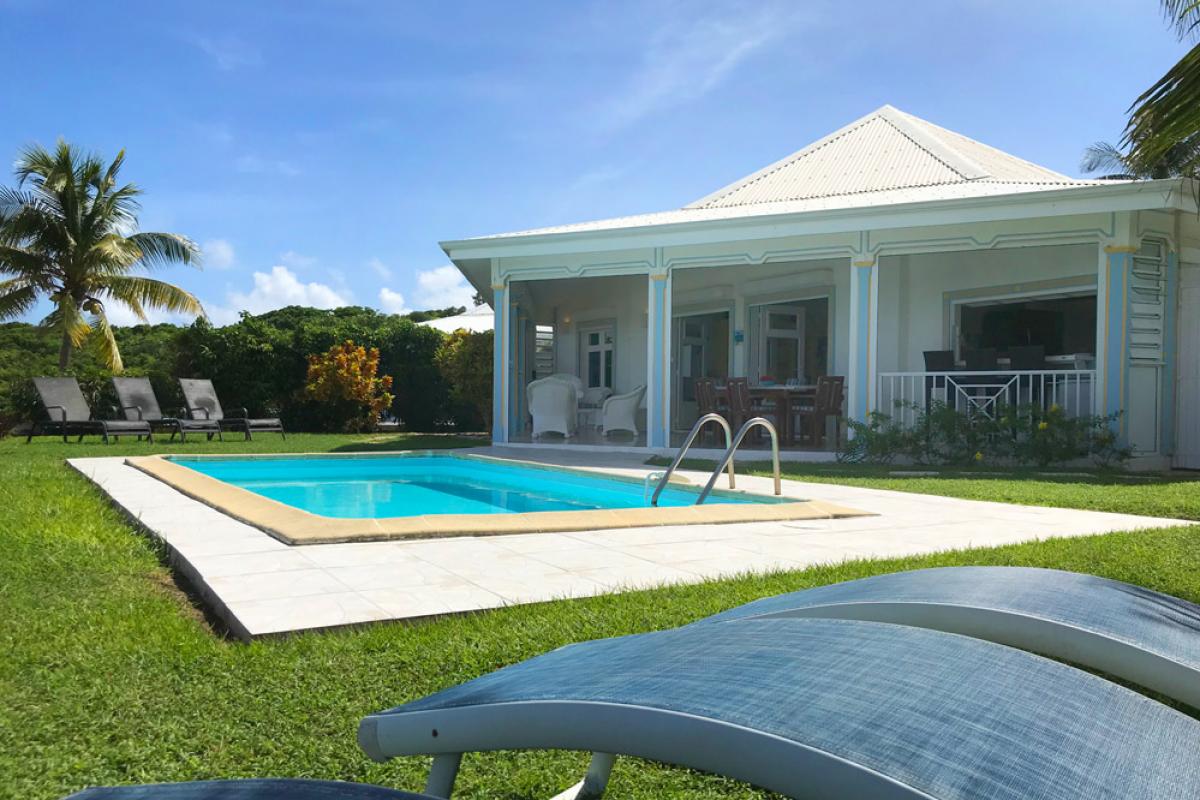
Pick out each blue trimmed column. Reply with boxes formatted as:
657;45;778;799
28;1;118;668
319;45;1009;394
646;269;671;449
1101;245;1134;433
491;280;510;443
847;254;878;424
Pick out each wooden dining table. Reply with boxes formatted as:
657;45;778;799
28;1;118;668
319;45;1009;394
713;383;816;446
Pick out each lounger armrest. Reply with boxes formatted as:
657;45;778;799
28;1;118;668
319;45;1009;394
44;404;68;423
231;407;249;419
187;406;210;420
120;405;144;420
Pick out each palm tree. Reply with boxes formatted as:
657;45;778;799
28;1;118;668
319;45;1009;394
0;141;203;371
1081;134;1200;179
1123;2;1200;176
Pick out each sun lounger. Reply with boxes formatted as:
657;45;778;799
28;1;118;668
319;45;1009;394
112;377;222;442
27;377;152;444
358;616;1200;799
178;378;285;440
65;779;434;799
699;565;1200;710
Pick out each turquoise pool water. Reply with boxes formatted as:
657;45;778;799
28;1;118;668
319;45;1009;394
170;454;756;518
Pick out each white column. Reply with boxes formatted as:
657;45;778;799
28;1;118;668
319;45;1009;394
847;253;879;423
491;279;510;443
646;267;672;449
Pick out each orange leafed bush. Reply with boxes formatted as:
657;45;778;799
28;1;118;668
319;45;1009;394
304;340;394;431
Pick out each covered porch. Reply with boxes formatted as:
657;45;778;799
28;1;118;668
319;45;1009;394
476;230;1173;463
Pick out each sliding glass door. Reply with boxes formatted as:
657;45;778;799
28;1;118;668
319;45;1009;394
672;311;730;429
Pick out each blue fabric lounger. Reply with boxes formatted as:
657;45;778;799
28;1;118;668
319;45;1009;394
358;617;1200;800
700;566;1200;709
65;779;434;799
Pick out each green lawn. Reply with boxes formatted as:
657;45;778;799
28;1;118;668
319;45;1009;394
2;434;1198;800
649;457;1200;521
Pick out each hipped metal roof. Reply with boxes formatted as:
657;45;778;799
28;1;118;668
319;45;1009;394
467;105;1105;241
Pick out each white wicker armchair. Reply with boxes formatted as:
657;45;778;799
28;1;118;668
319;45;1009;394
527;377;578;438
601;385;646;437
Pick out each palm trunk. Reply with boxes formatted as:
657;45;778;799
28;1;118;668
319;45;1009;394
58;332;72;372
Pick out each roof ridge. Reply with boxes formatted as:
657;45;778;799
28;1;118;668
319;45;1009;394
875;106;990;181
684;106;890;209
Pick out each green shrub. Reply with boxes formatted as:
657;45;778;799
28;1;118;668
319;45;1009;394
839;401;1131;468
435;330;493;431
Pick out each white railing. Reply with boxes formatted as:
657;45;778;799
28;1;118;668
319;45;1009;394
876;370;1097;427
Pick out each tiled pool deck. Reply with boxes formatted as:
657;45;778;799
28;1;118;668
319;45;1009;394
70;449;1189;640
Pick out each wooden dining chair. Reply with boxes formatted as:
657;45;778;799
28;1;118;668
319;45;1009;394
726;377;778;443
694;377;722;445
795;375;845;449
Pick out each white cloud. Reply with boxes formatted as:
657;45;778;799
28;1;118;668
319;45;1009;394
104;302;198;327
279;250;317;269
202;238;235;270
196;35;262;71
211;266;350;323
378;287;408;314
235;155;300;177
367;257;392;280
414;264;475;308
594;2;808;132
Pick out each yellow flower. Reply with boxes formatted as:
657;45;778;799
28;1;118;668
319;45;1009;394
1049;403;1061;413
1038;421;1049;431
974;451;984;462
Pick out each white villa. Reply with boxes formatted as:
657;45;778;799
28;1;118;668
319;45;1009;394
439;105;1200;469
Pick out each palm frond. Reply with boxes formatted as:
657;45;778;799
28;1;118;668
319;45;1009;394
0;280;39;319
1080;141;1134;177
0;245;55;279
125;231;201;270
1163;0;1200;39
1123;43;1200;173
88;306;123;372
42;300;94;348
102;275;204;317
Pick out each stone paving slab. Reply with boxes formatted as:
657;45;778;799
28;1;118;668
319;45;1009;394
69;452;1190;640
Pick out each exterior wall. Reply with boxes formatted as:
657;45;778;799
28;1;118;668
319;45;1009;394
876;243;1098;373
1176;261;1200;468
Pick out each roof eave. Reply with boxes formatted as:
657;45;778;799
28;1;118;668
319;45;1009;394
441;179;1193;261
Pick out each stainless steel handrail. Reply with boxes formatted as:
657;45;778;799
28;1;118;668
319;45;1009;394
650;413;734;506
696;417;781;504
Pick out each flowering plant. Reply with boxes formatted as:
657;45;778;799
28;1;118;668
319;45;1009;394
304;340;394;432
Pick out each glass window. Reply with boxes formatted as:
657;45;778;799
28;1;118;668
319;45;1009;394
581;325;615;389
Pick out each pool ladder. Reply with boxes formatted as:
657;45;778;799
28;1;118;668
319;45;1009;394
650;413;782;506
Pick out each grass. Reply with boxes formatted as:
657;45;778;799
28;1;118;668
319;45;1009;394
649;457;1200;521
2;433;1198;799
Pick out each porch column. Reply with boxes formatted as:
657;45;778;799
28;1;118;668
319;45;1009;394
1100;244;1134;431
646;267;672;449
1162;248;1179;455
847;253;879;423
508;294;522;436
491;279;510;443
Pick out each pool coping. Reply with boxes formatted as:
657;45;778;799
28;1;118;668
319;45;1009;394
124;451;870;545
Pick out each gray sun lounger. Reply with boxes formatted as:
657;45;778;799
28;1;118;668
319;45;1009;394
27;377;152;444
359;616;1200;799
178;378;285;440
699;565;1200;710
112;377;222;442
65;779;435;799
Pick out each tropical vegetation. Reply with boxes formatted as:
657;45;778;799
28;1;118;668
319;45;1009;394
0;305;489;435
0;142;203;371
304;340;395;432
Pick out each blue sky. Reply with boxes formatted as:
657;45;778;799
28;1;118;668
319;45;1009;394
0;0;1188;325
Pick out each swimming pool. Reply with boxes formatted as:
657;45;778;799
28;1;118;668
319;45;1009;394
171;453;749;518
125;452;855;544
